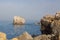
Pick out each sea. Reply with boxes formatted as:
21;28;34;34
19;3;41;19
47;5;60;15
0;20;41;40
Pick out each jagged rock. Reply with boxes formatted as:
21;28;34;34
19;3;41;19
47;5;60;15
40;15;54;34
51;20;60;34
34;34;51;40
11;38;18;40
0;32;7;40
40;12;60;40
17;32;33;40
13;16;25;25
41;15;54;26
34;34;59;40
55;12;60;20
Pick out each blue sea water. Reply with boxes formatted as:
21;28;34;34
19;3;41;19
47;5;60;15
0;21;41;39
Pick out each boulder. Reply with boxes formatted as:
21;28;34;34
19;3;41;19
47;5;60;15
13;16;25;25
0;32;7;40
18;32;33;40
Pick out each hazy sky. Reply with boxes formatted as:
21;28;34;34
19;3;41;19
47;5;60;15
0;0;60;21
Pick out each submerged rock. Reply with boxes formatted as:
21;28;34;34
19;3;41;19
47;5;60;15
13;16;25;25
18;32;33;40
0;32;7;40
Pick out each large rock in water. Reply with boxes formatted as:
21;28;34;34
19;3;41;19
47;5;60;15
0;32;7;40
13;16;25;25
17;32;33;40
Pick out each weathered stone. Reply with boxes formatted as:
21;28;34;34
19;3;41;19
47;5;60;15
13;16;25;25
40;15;54;34
11;38;18;40
0;32;7;40
34;34;51;40
55;12;60;20
40;12;60;40
51;20;60;34
18;32;33;40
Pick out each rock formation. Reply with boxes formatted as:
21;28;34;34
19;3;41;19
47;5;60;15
18;32;33;40
0;32;7;40
11;32;33;40
40;15;54;34
55;12;60;20
13;16;25;25
11;38;18;40
40;12;60;40
34;34;51;40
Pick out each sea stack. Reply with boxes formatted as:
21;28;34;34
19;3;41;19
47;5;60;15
13;16;25;25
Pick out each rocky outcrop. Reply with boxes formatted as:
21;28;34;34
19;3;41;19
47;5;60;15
40;12;60;40
11;38;18;40
13;16;25;25
34;34;59;40
18;32;33;40
40;12;60;34
34;34;51;40
0;32;7;40
55;12;60;20
11;32;33;40
40;15;54;34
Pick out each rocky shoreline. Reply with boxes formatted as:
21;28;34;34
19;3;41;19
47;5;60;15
1;12;60;40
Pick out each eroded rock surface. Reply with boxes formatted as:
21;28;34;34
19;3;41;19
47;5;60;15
40;12;60;40
18;32;33;40
40;15;54;34
0;32;7;40
13;16;25;25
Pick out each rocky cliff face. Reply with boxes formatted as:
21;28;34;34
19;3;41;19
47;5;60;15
40;15;55;34
40;12;60;40
13;16;25;25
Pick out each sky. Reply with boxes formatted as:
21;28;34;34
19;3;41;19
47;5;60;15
0;0;60;21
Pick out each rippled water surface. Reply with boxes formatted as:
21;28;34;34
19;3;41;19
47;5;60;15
0;21;41;39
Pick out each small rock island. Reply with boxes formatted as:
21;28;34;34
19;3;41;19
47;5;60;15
13;16;25;25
